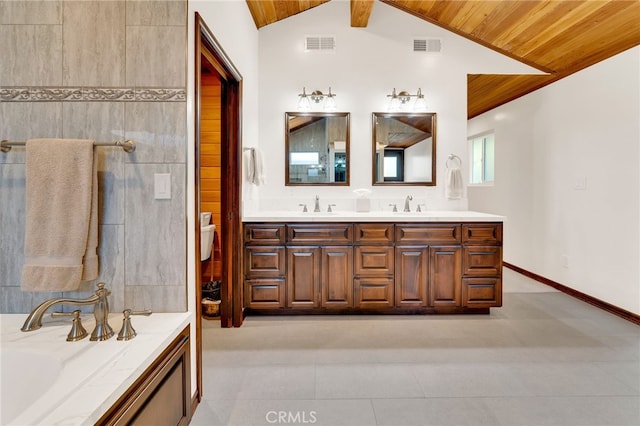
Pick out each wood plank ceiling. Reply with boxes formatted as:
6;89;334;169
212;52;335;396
246;0;640;118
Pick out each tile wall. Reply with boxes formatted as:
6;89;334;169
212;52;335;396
0;0;188;313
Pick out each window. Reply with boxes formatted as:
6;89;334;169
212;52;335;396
469;133;494;184
382;150;404;182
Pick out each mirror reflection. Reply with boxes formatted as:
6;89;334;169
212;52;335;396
286;112;350;185
372;112;436;186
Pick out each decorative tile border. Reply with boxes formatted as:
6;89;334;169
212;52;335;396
0;87;186;102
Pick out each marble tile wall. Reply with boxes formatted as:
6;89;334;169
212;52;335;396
0;0;188;314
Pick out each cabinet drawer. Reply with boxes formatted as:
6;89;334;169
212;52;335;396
395;224;461;245
355;246;394;276
463;247;502;276
354;223;394;244
245;278;285;308
462;277;502;307
462;223;502;245
244;247;285;277
287;224;353;244
244;224;286;245
354;277;394;309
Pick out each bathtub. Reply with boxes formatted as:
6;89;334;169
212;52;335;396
0;312;190;425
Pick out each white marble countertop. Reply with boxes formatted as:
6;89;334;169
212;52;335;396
1;312;190;425
242;210;505;223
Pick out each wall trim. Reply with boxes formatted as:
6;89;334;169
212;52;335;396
0;86;186;102
504;262;640;326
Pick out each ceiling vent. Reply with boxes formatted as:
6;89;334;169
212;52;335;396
413;38;442;53
305;36;336;52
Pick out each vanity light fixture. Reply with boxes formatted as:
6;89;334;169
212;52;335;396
298;87;337;111
387;88;426;111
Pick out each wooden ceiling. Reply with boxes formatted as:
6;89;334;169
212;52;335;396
246;0;640;118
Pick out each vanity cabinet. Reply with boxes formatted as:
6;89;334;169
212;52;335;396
244;224;286;309
354;224;395;308
243;221;502;315
461;224;503;308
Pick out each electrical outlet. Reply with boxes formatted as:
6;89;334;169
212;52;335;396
561;255;569;269
574;176;587;190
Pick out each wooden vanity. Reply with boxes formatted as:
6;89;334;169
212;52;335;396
243;220;502;315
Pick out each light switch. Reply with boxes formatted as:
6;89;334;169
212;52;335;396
154;173;171;199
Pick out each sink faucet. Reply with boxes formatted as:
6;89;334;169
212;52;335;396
21;283;114;341
314;195;321;212
403;195;413;212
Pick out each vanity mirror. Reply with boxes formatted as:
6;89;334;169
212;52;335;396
285;112;350;185
372;112;436;186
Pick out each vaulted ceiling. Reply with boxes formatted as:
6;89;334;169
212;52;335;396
245;0;640;118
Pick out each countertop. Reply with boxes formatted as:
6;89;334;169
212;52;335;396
242;210;505;222
1;312;190;425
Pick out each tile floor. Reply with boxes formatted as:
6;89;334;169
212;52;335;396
190;268;640;426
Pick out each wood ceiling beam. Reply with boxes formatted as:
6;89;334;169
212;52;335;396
351;0;374;27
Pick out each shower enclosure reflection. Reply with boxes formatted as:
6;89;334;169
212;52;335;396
285;112;350;185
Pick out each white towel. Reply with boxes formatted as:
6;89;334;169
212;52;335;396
244;147;265;185
445;167;464;200
21;139;99;292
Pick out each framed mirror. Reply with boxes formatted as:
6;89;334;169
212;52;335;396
285;112;350;185
372;112;436;186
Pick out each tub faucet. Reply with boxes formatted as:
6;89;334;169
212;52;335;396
404;195;413;212
21;283;114;341
314;195;321;212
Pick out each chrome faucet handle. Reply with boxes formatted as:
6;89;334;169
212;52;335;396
130;309;152;316
66;310;88;342
403;195;413;212
299;203;308;213
389;203;398;212
117;309;137;341
327;204;336;213
89;283;114;341
416;203;426;212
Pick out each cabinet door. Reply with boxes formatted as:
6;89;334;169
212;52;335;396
321;246;353;308
463;246;502;276
395;246;429;307
354;277;394;309
287;247;320;308
355;246;394;276
244;278;285;309
429;246;462;308
462;277;502;308
244;247;285;277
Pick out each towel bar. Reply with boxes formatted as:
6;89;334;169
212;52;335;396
1;139;136;153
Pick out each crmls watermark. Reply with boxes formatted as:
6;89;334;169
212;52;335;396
265;410;318;424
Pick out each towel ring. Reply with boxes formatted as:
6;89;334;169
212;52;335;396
446;154;462;169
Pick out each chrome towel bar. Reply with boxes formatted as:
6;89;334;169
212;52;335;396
1;139;136;153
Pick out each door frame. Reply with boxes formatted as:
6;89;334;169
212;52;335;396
194;12;244;400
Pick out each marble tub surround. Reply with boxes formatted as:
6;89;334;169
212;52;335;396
0;0;188;314
0;313;190;426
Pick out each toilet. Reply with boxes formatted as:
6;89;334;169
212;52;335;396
200;212;216;261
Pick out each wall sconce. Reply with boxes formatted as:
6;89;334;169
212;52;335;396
298;87;337;111
387;88;427;112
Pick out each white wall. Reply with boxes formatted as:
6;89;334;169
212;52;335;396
186;0;259;396
469;47;640;315
254;0;539;212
